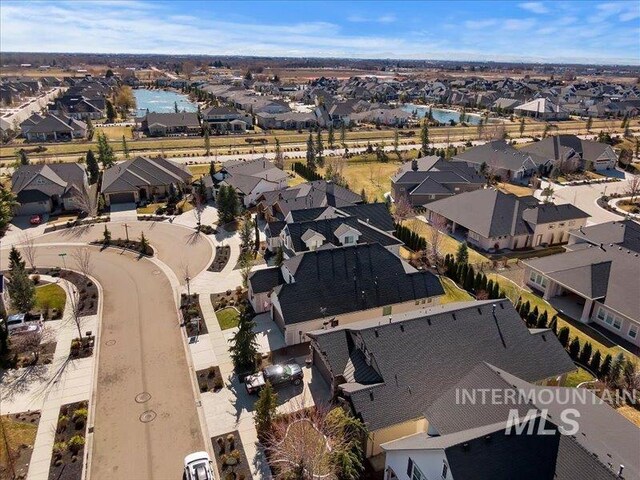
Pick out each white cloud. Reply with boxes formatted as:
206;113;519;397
504;18;536;30
347;13;396;23
464;19;498;29
519;2;548;14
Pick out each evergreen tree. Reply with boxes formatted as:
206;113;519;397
204;129;210;156
520;300;531;320
568;337;581;359
96;132;115;168
579;342;593;365
229;303;258;371
536;310;548;328
420;120;429;153
254;380;278;437
557;327;570;348
103;225;111;245
9;246;26;271
360;188;368;204
86;149;99;184
7;266;35;313
491;281;501;299
464;266;475;291
106;99;117;123
474;272;483;293
306;133;316;169
479;273;488;293
455;242;469;264
585;116;593;132
139;232;150;254
519;116;525;137
209;160;216;178
589;350;602;375
340;123;346;146
486;279;494;297
86;117;94;140
599;354;612;379
328;124;335;149
607;352;626;386
316;129;324;167
549;314;558;335
18;149;29;165
527;305;539;327
274;138;284;170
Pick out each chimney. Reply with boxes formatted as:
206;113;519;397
411;159;418;171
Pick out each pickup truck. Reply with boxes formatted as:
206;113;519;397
245;362;303;394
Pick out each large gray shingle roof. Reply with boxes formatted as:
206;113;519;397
101;156;192;193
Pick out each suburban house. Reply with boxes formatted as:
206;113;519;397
523;221;640;347
514;97;570;120
424;189;590;252
452;140;550;181
254;111;319;130
257;181;363;222
350;108;412;127
307;300;574;458
101;156;192;205
21;113;87;142
247;243;445;344
391;156;485;206
519;134;618;172
11;163;88;215
264;203;400;258
214;158;288;207
382;362;639;480
201;106;252;133
140;112;201;137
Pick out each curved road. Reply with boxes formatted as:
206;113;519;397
3;223;213;479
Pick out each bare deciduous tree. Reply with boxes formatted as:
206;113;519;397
63;281;85;340
393;193;413;224
427;214;448;269
192;192;204;231
626;174;640;203
11;326;53;365
71;184;98;217
71;247;93;278
20;233;37;271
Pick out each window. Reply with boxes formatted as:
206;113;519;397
529;271;548;288
597;307;622;330
411;464;427;480
344;235;355;244
629;325;638;339
382;305;392;316
442;462;449;479
613;317;622;330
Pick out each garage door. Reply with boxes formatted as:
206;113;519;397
109;192;136;204
15;201;51;216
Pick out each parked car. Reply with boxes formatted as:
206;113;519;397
5;313;43;335
245;362;304;394
183;451;214;480
30;214;42;225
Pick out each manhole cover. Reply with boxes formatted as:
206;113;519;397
152;270;161;275
135;392;151;403
105;340;116;346
139;410;156;423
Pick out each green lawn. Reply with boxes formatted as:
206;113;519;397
137;202;164;214
405;218;490;266
486;272;633;360
95;125;133;140
35;283;66;313
216;307;240;330
0;415;38;476
564;367;595;388
188;163;215;176
440;276;474;304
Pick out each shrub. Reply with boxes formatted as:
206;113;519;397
68;435;85;454
214;377;224;390
57;415;69;432
53;442;66;458
73;408;88;422
32;274;41;284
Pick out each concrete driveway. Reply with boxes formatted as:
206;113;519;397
108;202;138;222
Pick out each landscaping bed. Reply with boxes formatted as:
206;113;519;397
48;400;88;480
0;411;41;480
35;268;99;316
42;216;110;234
196;366;224;393
211;430;252;480
216;307;240;330
209;245;232;272
69;336;95;360
180;293;208;337
91;239;154;256
210;288;246;311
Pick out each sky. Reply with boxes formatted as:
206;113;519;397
1;1;639;65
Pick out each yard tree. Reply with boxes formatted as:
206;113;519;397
209;160;217;178
105;99;117;123
9;246;26;271
114;85;136;118
579;342;593;365
519;117;525;137
607;352;626;387
85;149;99;184
239;216;254;251
17;149;29;165
328;124;335;149
585;116;593;132
536;310;548;328
21;233;37;271
139;232;150;255
254;380;278;436
7;264;35;313
455;242;469;265
306;133;316;169
121;135;130;159
557;327;570;348
527;305;539;327
203;128;211;156
600;354;612;379
625;174;640;202
273;138;284;170
542;123;551;138
621;359;639;391
568;337;581;360
393;128;400;156
549;314;558;335
340;123;346;146
96;132;115;168
102;225;112;245
392;194;412;224
420;120;429;153
254;218;260;251
0;186;18;234
316;129;324;167
238;252;253;288
589;350;602;375
326;407;367;480
229;302;258;372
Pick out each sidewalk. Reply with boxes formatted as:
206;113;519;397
0;277;97;480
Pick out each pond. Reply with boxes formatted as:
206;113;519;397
401;103;483;125
134;88;198;117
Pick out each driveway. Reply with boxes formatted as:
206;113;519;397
0;245;206;480
539;175;632;225
108;202;138;222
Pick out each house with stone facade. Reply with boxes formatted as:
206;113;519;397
424;189;589;252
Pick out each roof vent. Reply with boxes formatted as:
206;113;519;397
374;329;379;338
492;304;497;314
618;465;624;477
484;435;491;443
400;324;405;332
477;308;482;315
462;443;470;451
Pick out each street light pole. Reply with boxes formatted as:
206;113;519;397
58;253;67;270
123;223;130;242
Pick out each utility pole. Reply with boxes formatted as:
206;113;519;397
58;252;67;270
123;223;130;242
